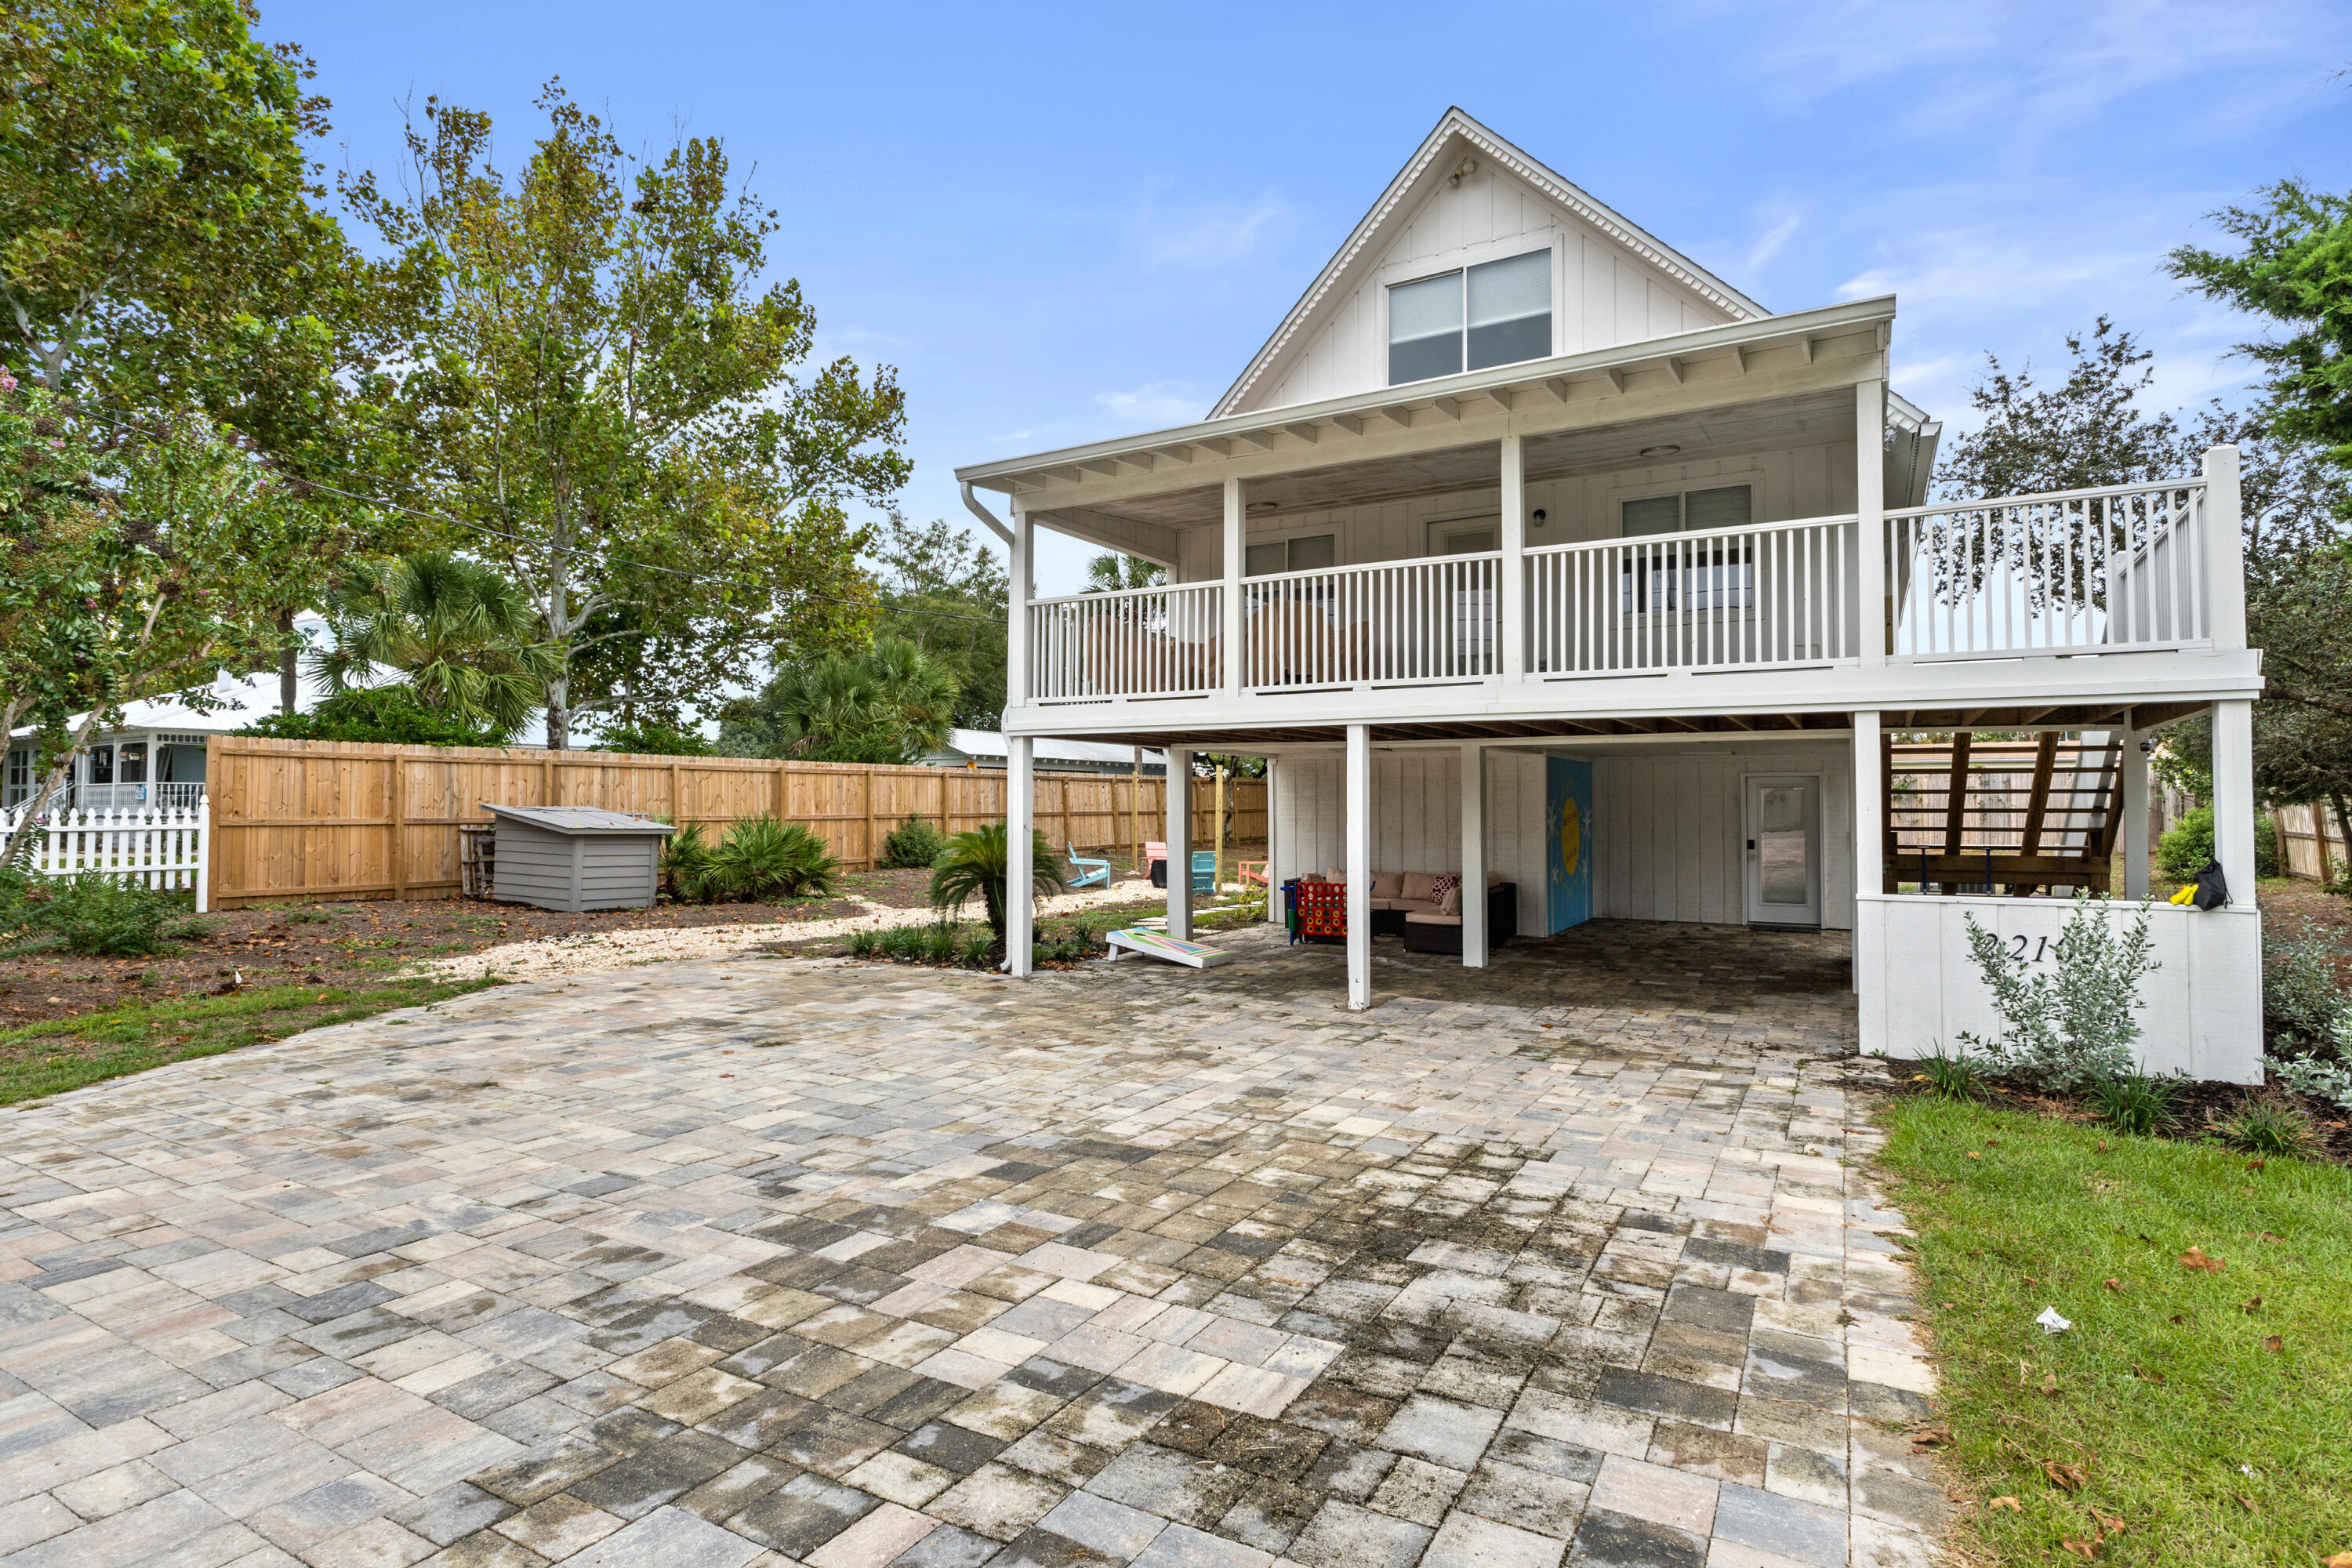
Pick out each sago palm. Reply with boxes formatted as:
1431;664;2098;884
928;822;1066;943
312;550;560;740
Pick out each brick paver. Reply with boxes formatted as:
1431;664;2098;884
0;920;1944;1566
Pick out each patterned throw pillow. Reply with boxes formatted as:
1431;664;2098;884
1428;873;1462;906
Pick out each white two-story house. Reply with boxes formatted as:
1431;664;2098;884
957;109;2264;1082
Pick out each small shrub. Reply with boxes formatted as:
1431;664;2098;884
2270;1051;2352;1112
662;823;724;903
20;875;185;956
2088;1073;2182;1136
2261;921;2347;1050
2154;806;2279;882
1913;1050;1988;1102
880;815;947;870
2215;1091;2316;1157
710;818;838;901
849;920;994;968
1959;893;2160;1092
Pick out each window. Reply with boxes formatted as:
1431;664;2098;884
118;742;147;784
4;748;26;808
1427;517;1499;555
1387;250;1552;385
87;744;113;785
1619;484;1753;538
1244;533;1337;576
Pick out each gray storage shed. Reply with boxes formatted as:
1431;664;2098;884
480;804;674;912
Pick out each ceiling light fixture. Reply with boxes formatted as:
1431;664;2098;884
1639;444;1682;459
1249;499;1279;511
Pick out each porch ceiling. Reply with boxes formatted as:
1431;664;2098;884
1040;699;2212;753
1042;387;1864;535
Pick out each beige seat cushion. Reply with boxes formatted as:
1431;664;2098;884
1404;910;1462;925
1400;872;1435;902
1325;867;1348;886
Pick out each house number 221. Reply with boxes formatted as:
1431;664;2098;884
2007;935;2053;963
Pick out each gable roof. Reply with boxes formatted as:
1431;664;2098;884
1210;107;1769;419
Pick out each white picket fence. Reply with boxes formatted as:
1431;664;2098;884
2;800;209;911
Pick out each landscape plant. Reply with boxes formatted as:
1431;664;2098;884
928;823;1067;946
2155;804;2278;882
707;818;837;902
2086;1073;2182;1137
234;688;510;749
2215;1091;2317;1157
5;875;186;957
310;550;559;741
720;637;958;764
880;815;947;870
1957;893;2159;1092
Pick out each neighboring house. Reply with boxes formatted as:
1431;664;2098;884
958;108;2263;1081
5;715;227;811
922;729;1167;776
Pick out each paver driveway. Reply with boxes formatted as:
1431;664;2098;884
0;922;1947;1567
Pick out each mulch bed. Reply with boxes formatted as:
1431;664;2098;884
0;867;946;1027
1896;1076;2352;1165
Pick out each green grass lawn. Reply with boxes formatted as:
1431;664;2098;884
0;976;502;1107
1875;1095;2352;1565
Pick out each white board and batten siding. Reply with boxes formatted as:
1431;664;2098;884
1242;166;1737;415
1857;897;2263;1084
1271;750;1552;936
1174;441;1857;584
1591;746;1857;930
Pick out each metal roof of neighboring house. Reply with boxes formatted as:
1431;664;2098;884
480;804;677;836
935;730;1168;768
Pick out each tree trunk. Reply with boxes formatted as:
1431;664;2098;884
0;709;103;867
276;608;299;715
2330;793;2352;887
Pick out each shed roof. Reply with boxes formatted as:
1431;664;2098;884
480;804;676;837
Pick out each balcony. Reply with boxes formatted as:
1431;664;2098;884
1021;477;2225;710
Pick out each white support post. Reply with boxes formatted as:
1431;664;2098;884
2122;727;2151;900
1223;477;1247;695
1856;379;1887;665
1166;748;1193;940
1852;711;1882;1004
2213;699;2256;906
1007;735;1035;975
1345;724;1371;1011
1008;502;1033;710
1498;435;1526;681
1264;758;1284;925
1461;743;1487;967
2204;445;2246;650
194;797;211;914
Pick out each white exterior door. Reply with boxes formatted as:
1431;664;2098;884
1744;774;1821;926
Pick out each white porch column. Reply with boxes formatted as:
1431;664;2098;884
1008;501;1033;709
1007;736;1035;975
1856;380;1886;665
1166;748;1193;940
1852;711;1883;1005
1498;434;1526;680
1223;477;1247;694
2204;445;2246;650
1264;758;1284;925
1345;724;1371;1011
1461;743;1487;967
2122;727;2151;899
2213;699;2256;906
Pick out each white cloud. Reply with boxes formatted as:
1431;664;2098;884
1744;212;1802;271
1096;381;1200;428
1131;184;1294;269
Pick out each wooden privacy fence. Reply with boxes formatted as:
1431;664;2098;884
2277;800;2349;883
206;736;1265;908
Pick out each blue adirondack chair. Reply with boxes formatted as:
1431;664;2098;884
1190;850;1218;895
1066;842;1110;889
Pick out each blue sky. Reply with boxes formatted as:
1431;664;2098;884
277;0;2352;597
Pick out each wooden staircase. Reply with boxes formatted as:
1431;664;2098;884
1883;732;2125;895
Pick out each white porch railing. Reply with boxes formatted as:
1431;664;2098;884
1029;582;1222;702
1884;479;2208;659
2;801;210;910
1527;515;1857;675
69;781;208;811
1242;554;1500;689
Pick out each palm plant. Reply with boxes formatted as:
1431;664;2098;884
312;550;560;740
928;822;1067;944
710;818;838;902
722;636;959;764
1086;553;1166;593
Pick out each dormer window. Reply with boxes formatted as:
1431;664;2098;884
1387;250;1552;385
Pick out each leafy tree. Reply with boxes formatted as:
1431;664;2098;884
310;550;556;742
0;382;317;862
595;720;712;757
871;512;1007;730
2169;181;2352;481
232;686;506;748
1934;318;2197;499
718;636;957;764
1085;553;1166;592
347;85;908;749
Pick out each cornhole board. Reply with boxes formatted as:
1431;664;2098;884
1106;928;1235;967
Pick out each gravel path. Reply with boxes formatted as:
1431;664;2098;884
405;883;1174;983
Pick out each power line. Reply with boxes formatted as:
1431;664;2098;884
50;394;1011;629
